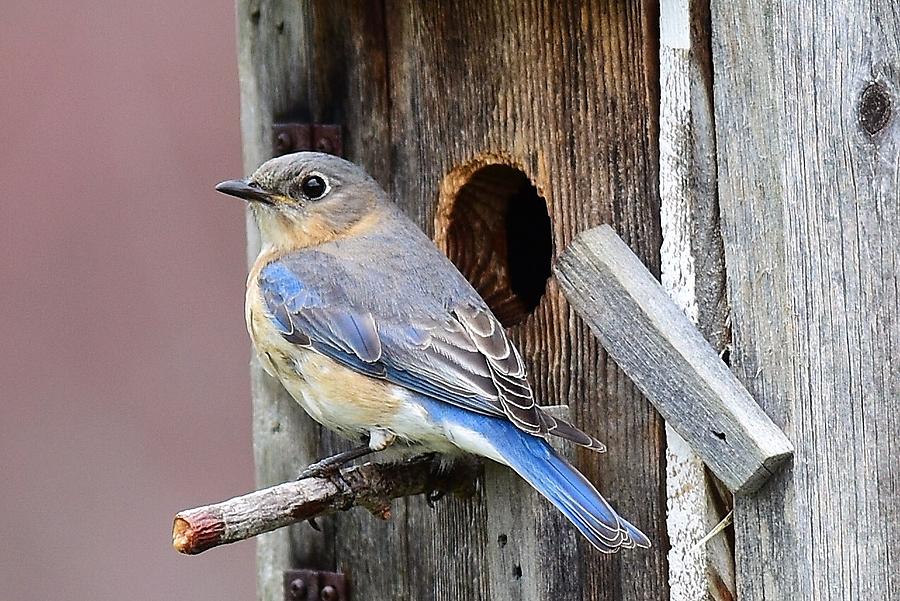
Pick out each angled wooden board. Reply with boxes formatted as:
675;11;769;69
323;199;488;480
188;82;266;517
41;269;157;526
555;225;793;495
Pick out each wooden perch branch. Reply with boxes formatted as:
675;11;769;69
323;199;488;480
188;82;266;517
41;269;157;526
172;455;478;555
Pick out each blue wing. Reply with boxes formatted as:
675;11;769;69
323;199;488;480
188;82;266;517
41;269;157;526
259;257;605;451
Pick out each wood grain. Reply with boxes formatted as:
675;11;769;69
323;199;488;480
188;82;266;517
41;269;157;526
710;0;900;598
555;225;793;494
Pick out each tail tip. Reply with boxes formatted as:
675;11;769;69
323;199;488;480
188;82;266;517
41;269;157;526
622;518;651;549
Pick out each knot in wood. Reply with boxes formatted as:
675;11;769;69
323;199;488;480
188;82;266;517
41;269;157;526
859;81;892;135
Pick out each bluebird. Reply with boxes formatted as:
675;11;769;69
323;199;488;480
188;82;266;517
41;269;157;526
215;152;650;553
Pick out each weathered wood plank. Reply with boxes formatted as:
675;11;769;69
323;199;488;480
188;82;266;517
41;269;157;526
555;225;793;494
710;0;900;597
236;1;397;599
387;2;668;599
658;0;735;598
484;406;580;601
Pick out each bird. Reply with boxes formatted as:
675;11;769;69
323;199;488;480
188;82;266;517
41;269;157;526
215;151;650;553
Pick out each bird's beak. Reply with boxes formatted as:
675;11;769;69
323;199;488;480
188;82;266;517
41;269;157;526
214;179;275;205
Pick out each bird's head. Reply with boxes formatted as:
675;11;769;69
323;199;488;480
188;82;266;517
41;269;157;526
216;152;387;250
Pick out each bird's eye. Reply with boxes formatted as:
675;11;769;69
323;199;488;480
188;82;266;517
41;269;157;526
300;175;328;200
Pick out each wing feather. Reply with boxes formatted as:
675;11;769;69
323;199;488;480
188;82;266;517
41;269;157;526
259;259;604;451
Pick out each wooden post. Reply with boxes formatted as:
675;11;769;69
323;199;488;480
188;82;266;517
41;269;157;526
236;2;665;600
711;0;900;598
658;1;735;598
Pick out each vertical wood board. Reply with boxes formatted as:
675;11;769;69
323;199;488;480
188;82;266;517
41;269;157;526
658;0;735;598
711;0;899;598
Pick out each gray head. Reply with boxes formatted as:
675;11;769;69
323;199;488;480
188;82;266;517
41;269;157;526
215;152;388;249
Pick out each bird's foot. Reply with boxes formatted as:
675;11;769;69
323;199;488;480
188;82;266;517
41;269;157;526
296;457;343;480
296;442;374;480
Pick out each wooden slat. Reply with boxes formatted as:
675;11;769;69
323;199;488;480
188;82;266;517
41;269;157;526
658;0;735;598
555;225;794;494
710;0;900;598
387;2;668;600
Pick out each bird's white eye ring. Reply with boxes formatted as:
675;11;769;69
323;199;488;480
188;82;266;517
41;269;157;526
300;174;329;200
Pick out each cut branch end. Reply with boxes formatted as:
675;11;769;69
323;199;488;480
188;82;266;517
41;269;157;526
172;455;479;555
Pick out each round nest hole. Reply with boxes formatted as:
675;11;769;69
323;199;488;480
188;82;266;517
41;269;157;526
437;162;553;327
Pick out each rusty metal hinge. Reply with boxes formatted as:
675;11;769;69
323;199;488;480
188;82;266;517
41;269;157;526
284;569;348;601
272;123;343;157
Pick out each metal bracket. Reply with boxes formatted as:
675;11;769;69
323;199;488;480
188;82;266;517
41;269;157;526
284;569;348;601
272;123;343;157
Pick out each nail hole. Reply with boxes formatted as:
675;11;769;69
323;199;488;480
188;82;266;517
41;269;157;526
436;159;553;326
713;431;726;442
512;564;523;580
497;533;508;547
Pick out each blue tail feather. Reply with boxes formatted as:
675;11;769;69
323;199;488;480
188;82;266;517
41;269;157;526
498;423;650;552
425;398;650;553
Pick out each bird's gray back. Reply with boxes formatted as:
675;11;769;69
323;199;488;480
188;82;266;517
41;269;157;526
276;207;485;321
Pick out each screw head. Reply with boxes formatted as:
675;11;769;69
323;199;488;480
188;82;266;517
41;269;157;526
275;131;293;154
289;578;307;599
320;584;338;601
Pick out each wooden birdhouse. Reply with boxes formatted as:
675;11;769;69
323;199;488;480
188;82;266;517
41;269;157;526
173;1;900;600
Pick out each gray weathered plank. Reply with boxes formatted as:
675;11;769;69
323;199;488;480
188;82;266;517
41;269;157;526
658;0;735;598
484;406;580;601
555;225;794;494
710;0;900;597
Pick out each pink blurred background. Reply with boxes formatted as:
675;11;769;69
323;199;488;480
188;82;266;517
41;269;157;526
1;1;257;599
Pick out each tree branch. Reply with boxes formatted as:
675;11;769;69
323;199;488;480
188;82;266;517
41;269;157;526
172;454;479;555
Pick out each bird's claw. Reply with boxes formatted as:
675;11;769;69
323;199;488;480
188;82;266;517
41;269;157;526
297;459;341;480
307;517;322;531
